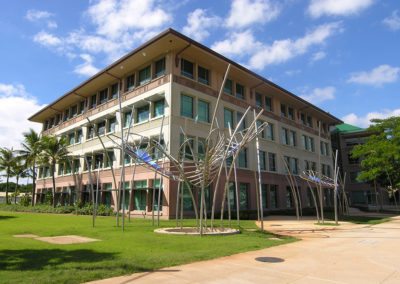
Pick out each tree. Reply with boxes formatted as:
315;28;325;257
20;129;41;205
352;116;400;202
39;135;69;207
11;156;28;204
0;148;15;204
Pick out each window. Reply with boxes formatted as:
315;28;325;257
268;152;277;172
63;109;69;121
107;117;116;133
265;123;274;140
256;120;265;138
126;74;135;91
153;99;165;118
284;156;298;174
182;183;194;210
265;97;272;111
238;148;248;168
197;137;206;160
307;116;313;128
302;135;315;152
281;104;287;117
84;155;93;171
305;160;317;171
97;121;106;136
228;183;249;210
111;83;118;99
181;59;194;79
197;100;209;123
73;159;80;173
224;79;233;95
180;134;194;160
58;163;64;176
99;88;108;104
137;105;149;123
288;107;294;120
155;57;165;78
139;65;151;85
124;111;132;128
320;141;330;156
76;129;83;143
262;184;268;208
79;100;85;114
120;182;131;210
153;179;163;211
270;185;278;208
198;66;209;85
134;180;147;210
105;151;115;168
68;132;75;145
237;112;246;131
300;113;306;125
350;172;360;183
70;105;78;118
90;94;97;109
94;153;103;169
180;94;194;118
286;187;293;208
236;83;245;100
124;154;131;165
322;164;331;177
259;151;266;171
256;93;262;107
87;125;95;139
224;108;234;129
282;128;296;146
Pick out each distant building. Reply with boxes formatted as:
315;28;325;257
331;123;390;208
29;28;341;218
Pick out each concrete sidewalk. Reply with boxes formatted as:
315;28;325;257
89;216;400;284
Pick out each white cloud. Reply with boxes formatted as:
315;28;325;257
182;9;221;42
86;0;171;39
226;0;280;28
311;51;326;62
26;9;57;30
348;65;400;86
73;54;100;77
33;31;62;47
211;30;263;57
342;109;400;128
0;83;44;149
248;22;341;70
26;9;53;21
301;86;335;104
383;10;400;31
308;0;374;18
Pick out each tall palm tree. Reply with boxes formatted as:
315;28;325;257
0;147;15;204
39;135;69;207
11;156;28;204
20;129;41;205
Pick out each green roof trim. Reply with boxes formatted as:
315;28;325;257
333;123;365;133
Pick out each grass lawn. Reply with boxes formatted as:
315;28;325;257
0;212;295;284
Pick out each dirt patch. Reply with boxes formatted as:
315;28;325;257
35;235;100;244
13;234;39;238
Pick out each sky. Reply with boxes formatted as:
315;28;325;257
0;0;399;150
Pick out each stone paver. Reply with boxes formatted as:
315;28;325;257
88;216;400;284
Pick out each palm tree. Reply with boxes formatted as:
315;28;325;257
11;156;28;204
39;135;69;207
20;129;41;205
0;147;15;204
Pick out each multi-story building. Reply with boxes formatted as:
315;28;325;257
29;28;341;218
331;123;390;208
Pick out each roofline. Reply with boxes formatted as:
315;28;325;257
29;28;342;124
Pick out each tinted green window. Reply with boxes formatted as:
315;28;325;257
259;151;266;171
153;99;165;117
134;180;147;210
126;74;135;90
124;111;132;128
153;179;163;211
155;58;165;78
107;117;116;133
139;65;151;85
198;137;206;160
137;105;149;123
90;94;97;109
224;79;233;95
268;152;276;172
237;112;246;131
181;94;193;118
266;123;274;140
236;83;245;100
181;59;194;79
239;183;248;210
198;66;209;85
106;151;114;167
182;183;194;210
238;148;247;168
224;108;234;128
256;93;262;107
111;83;118;99
99;88;108;104
197;100;209;122
265;97;272;111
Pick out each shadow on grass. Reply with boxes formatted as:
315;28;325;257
0;249;116;271
0;215;17;220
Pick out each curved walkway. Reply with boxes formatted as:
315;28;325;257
89;216;400;284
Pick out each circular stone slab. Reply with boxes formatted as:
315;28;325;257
154;227;240;236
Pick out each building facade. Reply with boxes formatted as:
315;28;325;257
29;29;341;218
331;124;390;209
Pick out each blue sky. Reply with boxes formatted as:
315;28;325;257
0;0;399;149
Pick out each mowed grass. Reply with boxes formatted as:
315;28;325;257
0;212;295;284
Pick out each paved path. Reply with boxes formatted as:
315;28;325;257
89;216;400;284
